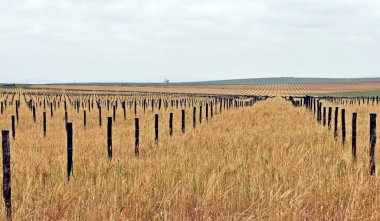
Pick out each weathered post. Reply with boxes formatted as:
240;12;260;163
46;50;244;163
2;131;12;221
66;123;73;181
169;113;173;136
182;110;185;133
134;100;137;116
341;109;346;144
107;117;112;160
113;105;116;123
155;114;158;144
211;102;213;118
83;110;87;129
323;107;326;126
135;118;139;157
15;103;19;124
99;106;102;127
11;116;15;140
43;112;47;137
199;106;202;124
50;103;53;117
123;102;126;120
206;103;209;121
33;106;36;123
328;107;332;129
370;113;376;175
193;107;196;128
352;113;357;161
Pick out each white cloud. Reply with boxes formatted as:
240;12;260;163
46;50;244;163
0;0;379;82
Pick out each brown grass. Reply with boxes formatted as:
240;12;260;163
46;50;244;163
1;91;380;220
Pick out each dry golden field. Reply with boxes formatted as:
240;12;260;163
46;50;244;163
1;89;380;220
33;81;380;96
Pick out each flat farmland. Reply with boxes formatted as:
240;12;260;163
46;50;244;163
32;81;380;96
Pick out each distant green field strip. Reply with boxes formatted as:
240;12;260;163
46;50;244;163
46;77;380;86
310;90;380;97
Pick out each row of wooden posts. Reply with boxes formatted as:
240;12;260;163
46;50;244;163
0;92;266;221
288;95;376;176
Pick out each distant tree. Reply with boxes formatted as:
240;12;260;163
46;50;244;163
164;79;170;84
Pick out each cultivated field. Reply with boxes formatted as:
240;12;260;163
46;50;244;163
33;81;380;96
1;88;380;220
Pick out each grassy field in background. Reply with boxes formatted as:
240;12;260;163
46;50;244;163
311;90;380;97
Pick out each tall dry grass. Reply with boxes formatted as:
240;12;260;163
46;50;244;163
0;94;380;220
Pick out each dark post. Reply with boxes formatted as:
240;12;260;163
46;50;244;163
66;123;73;181
113;105;116;123
123;102;126;120
182;110;185;133
206;103;209;121
33;106;36;123
341;109;346;144
134;100;137;116
99;106;102;127
334;107;338;140
323;107;326;127
328;107;332;129
169;113;173;136
370;113;376;175
135;118;139;157
15;103;19;124
83;110;87;129
199;106;202;124
50;103;53;117
43;112;47;137
352;113;357;161
2;131;11;221
155;114;158;144
211;102;213;118
107;117;112;160
193;107;196;128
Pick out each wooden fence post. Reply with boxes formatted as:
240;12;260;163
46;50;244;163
2;131;12;221
352;113;357;161
199;106;202;124
123;102;126;120
107;117;112;160
99;106;102;127
113;105;116;123
328;107;332;129
15;103;19;124
182;110;185;133
155;114;158;144
43;112;47;137
169;113;173;136
370;113;376;175
135;118;139;157
83;110;86;129
193;107;196;128
334;107;338;140
66;123;73;181
33;106;36;123
206;103;209;121
50;103;53;117
323;107;326;126
342;109;346;144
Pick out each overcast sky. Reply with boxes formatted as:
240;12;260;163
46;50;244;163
0;0;379;83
